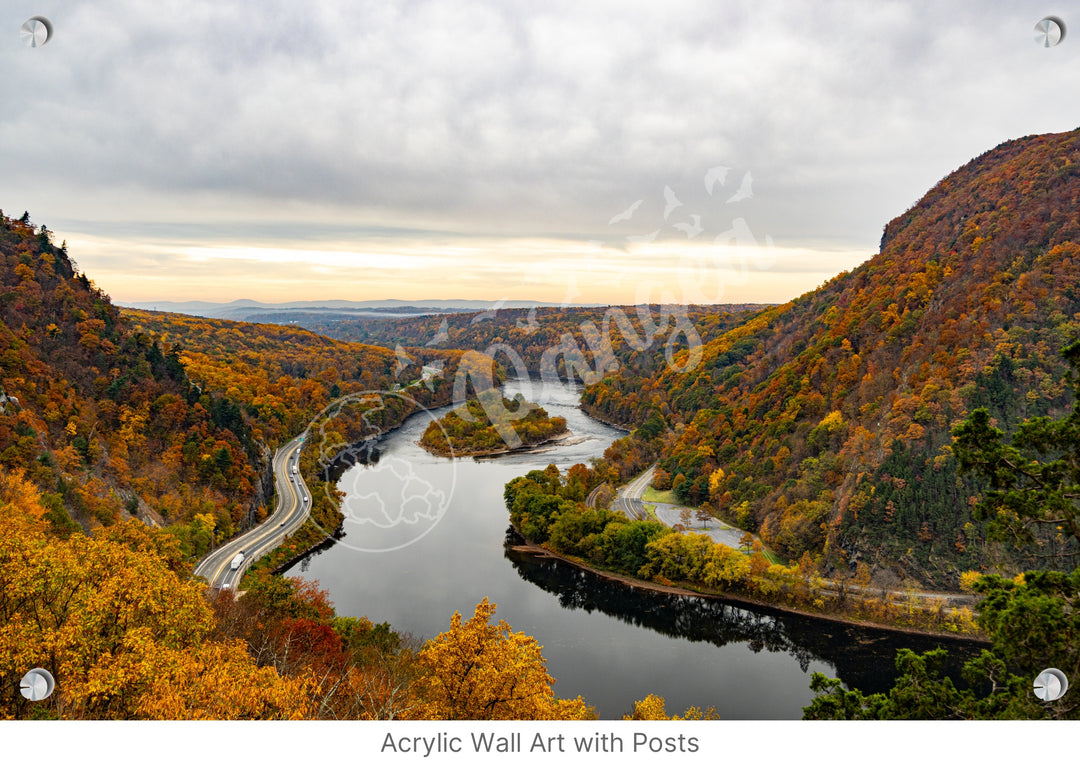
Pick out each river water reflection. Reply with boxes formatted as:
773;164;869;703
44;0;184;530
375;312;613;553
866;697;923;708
288;378;977;718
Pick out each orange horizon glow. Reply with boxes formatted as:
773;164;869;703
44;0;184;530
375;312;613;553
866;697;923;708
66;231;871;308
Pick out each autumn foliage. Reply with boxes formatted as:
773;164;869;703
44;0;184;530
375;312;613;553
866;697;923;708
580;129;1080;585
245;303;765;389
0;213;280;550
420;390;567;456
120;308;407;444
409;598;593;720
0;465;609;719
0;468;310;719
623;693;720;720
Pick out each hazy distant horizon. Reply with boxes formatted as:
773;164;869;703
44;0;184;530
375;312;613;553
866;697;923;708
115;296;777;320
116;297;580;316
118;297;590;309
5;2;1076;306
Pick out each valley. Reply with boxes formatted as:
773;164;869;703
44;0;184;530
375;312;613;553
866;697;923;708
3;127;1080;720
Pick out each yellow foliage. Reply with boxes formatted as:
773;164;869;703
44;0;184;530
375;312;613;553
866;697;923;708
193;512;216;534
624;693;672;719
0;471;311;719
624;693;721;720
410;598;593;720
84;634;311;720
708;467;726;499
0;468;48;537
817;410;845;433
959;570;982;592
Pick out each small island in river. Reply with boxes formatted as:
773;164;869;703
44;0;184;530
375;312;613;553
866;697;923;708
420;389;569;457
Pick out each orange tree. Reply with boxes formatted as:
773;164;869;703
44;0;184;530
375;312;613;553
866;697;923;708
409;598;593;720
0;468;311;719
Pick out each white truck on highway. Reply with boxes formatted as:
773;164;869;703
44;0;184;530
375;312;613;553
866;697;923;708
230;552;244;571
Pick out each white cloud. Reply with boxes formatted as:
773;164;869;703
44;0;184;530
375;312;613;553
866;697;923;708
3;1;1078;304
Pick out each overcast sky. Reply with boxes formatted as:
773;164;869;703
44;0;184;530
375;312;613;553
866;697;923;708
2;1;1078;306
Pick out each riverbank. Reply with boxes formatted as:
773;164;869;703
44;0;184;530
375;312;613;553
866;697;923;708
578;405;633;433
506;531;988;643
287;374;982;718
242;394;455;582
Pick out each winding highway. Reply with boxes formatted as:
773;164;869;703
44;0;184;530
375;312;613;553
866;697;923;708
612;464;655;520
194;434;311;591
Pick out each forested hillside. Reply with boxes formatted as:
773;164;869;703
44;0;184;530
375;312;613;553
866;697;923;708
0;212;453;562
0;214;595;719
0;212;266;543
119;309;478;562
246;303;767;384
582;129;1080;587
123;309;419;442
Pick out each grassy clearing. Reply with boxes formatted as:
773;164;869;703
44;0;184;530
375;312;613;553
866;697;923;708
761;547;782;564
636;486;783;563
642;486;679;505
643;503;658;520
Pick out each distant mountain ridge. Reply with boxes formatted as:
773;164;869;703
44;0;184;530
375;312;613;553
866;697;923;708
119;298;584;321
247;304;768;380
581;128;1080;587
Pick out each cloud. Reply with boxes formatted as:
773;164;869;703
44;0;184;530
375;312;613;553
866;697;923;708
2;1;1078;304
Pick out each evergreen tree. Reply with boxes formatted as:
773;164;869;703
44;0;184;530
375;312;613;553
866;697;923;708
805;340;1080;719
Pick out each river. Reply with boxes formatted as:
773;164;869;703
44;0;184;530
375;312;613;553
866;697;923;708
287;377;977;719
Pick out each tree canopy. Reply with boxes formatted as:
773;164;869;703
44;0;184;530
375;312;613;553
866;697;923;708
952;339;1080;562
410;598;593;720
806;340;1080;719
